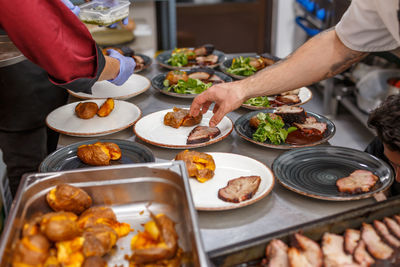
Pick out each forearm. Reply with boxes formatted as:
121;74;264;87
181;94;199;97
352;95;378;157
98;56;120;81
243;28;368;99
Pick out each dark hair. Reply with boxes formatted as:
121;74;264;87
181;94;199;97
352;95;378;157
368;94;400;152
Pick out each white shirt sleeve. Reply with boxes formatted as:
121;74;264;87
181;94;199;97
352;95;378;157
335;0;400;52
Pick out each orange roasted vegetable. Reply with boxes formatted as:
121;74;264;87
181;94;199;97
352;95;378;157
164;107;202;129
75;102;99;119
97;98;114;117
175;150;215;183
165;70;188;85
40;212;81;242
77;142;121;166
46;184;92;214
12;234;50;267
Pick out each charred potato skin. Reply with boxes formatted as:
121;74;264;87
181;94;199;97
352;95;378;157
78;206;117;229
40;212;81;242
97;98;114;117
75;102;99;119
77;144;111;166
12;234;50;266
82;225;118;257
46;184;92;214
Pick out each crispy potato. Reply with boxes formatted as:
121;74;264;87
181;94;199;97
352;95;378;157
164;107;202;129
46;184;92;214
75;102;99;119
166;70;188;85
12;234;50;267
22;215;43;237
249;115;260;129
82;225;118;257
97;98;114;117
78;206;117;229
175;150;215;183
102;142;121;160
82;256;107;267
56;236;85;267
40;212;80;242
77;143;111;166
43;249;59;267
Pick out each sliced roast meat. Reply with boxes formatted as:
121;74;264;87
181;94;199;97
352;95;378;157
275;106;306;124
288;247;314;267
384;217;400;240
196;54;219;66
249;57;266;70
208;74;224;84
373;220;400;248
322;233;357;267
336;170;379;194
186;126;221;144
194;44;214;56
353;240;375;267
275;95;301;105
265;239;289;267
293;233;323;267
188;71;212;80
293;116;327;135
218;176;261;203
361;223;393;260
344;229;360;255
280;89;300;96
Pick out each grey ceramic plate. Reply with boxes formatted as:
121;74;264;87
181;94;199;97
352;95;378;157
156;49;225;70
152;69;233;99
234;109;336;149
272;146;394;201
39;139;155;172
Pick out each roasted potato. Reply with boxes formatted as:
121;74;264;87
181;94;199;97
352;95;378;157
46;184;92;214
22;215;43;237
249;115;261;129
97;98;114;117
165;70;188;85
75;102;99;119
82;256;107;267
101;142;121;160
82;225;118;257
40;212;80;242
164;107;202;129
175;150;215;183
12;234;50;267
77;142;122;166
56;236;85;267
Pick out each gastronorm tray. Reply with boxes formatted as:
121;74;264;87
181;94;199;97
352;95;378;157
0;162;209;267
208;196;400;267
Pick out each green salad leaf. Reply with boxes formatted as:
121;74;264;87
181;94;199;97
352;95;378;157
167;48;195;67
244;96;270;107
252;113;297;145
164;78;212;94
227;56;257;76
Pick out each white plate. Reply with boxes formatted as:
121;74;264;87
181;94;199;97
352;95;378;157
133;109;233;149
241;87;313;110
46;99;141;137
188;152;275;211
67;74;150;100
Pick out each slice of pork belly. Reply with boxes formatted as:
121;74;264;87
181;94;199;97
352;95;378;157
344;229;361;255
293;233;323;267
188;71;212;80
353;240;375;266
322;233;357;267
196;54;218;65
336;170;379;194
275;105;306;124
275;95;301;105
373;220;400;248
288;247;314;267
293;116;327;135
280;89;300;96
186;126;221;144
361;223;393;260
218;176;261;203
384;217;400;240
265;239;289;267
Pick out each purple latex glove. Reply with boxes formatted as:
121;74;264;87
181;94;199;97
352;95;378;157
108;17;129;29
60;0;80;16
107;49;136;86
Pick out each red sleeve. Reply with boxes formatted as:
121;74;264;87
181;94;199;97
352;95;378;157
0;0;98;84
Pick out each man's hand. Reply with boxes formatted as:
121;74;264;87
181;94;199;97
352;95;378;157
107;49;136;86
61;0;80;16
190;81;247;127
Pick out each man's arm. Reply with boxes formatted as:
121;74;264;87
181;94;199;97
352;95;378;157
190;29;368;126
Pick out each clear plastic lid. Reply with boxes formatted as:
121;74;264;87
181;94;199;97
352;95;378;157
79;0;130;26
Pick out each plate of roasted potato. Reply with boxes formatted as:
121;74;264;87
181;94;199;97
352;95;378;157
39;139;155;172
46;99;141;137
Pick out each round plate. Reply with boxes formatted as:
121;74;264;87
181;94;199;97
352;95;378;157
156;49;225;70
46;99;141;137
39;139;155;172
133;109;233;149
67;74;151;100
272;146;394;201
235;109;335;149
152;70;233;99
185;152;275;211
241;87;313;110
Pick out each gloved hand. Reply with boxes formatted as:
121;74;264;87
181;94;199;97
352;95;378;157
107;49;136;86
108;17;129;29
60;0;80;16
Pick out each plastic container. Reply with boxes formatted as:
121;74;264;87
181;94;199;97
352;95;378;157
78;0;130;26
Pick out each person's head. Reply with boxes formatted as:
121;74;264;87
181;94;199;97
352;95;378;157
368;94;400;181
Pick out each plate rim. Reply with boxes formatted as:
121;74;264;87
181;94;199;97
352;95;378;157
66;74;151;100
133;109;234;149
39;138;155;172
156;49;226;70
46;100;142;137
272;145;394;201
234;109;336;149
193;152;275;211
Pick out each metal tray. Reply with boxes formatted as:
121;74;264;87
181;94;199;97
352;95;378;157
0;162;209;267
209;196;400;267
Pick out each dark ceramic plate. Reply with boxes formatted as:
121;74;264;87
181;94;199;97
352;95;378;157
156;49;225;70
234;109;335;149
134;53;152;73
152;69;233;98
39;139;155;172
220;53;280;80
272;146;394;201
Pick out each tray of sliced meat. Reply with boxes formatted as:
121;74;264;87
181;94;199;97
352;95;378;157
208;195;400;267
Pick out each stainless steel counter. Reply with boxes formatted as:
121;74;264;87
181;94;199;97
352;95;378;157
58;63;374;253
